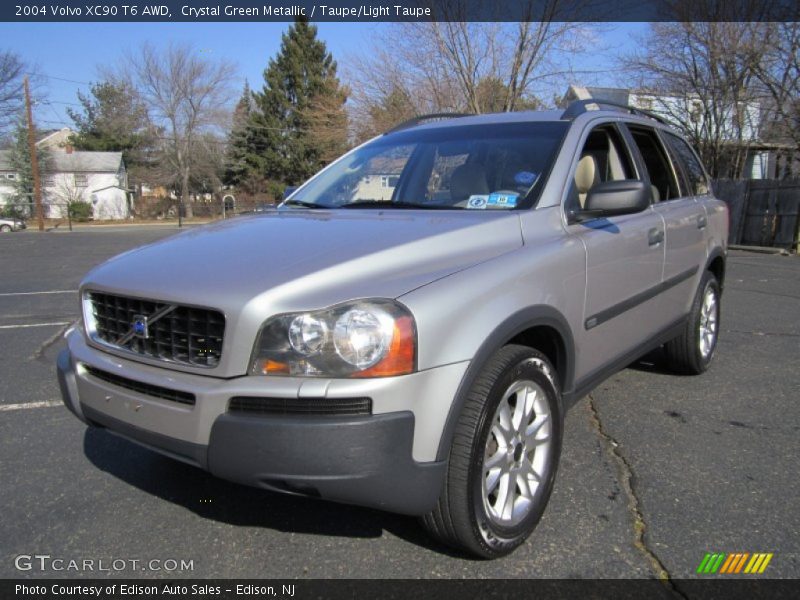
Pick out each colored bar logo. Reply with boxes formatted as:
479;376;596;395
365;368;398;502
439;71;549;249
697;552;773;574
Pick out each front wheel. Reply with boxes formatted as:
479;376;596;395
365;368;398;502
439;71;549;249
0;225;11;233
422;345;563;558
664;270;721;374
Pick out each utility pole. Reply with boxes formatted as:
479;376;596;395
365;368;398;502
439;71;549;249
23;76;44;232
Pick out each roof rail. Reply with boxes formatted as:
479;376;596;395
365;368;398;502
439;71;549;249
385;112;473;134
561;99;669;125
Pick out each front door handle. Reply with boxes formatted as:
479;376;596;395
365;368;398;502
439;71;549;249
697;214;708;229
648;228;664;246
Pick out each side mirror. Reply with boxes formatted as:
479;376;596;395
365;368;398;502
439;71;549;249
576;180;650;221
282;186;298;201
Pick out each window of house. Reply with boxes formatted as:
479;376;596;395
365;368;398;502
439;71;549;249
74;173;88;187
5;173;16;180
44;175;56;186
380;175;399;188
626;126;681;202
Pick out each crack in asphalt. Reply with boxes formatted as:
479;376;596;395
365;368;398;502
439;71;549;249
28;322;71;361
586;395;687;596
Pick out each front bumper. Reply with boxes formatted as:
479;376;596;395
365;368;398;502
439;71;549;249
57;331;468;515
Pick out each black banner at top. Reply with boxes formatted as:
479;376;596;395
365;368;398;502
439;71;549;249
3;0;800;23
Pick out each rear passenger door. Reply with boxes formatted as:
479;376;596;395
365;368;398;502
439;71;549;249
624;125;708;324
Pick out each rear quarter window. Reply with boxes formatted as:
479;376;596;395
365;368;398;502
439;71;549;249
663;133;710;196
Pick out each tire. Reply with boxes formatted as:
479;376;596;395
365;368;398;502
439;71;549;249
421;345;563;558
663;270;720;375
0;225;11;233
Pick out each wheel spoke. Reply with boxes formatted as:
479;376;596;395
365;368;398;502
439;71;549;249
485;466;503;495
500;473;516;519
497;402;514;435
525;414;550;447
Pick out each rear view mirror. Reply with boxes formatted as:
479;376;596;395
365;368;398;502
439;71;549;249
576;180;650;221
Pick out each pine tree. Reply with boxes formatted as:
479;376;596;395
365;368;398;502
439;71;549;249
223;81;261;192
67;80;157;189
249;18;348;188
7;119;48;216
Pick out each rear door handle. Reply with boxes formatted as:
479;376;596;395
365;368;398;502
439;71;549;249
697;214;708;229
648;228;664;246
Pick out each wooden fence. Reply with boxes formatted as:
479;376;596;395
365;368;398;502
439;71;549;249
714;179;800;251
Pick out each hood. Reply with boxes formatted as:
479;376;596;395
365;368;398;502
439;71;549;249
83;209;522;311
81;209;523;376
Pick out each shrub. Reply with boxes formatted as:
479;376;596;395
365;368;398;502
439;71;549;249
68;201;93;221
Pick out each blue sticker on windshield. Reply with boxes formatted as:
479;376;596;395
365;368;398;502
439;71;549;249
487;192;519;209
466;195;489;209
514;171;538;186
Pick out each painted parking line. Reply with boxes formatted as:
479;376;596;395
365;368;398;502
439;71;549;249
0;290;77;297
0;400;62;412
0;322;71;330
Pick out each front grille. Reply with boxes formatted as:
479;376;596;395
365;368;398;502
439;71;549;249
229;396;372;416
84;365;196;406
86;291;225;367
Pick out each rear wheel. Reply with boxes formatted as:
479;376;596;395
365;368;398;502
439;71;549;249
422;345;563;558
664;270;720;374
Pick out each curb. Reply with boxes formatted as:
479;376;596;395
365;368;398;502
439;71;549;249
729;244;792;256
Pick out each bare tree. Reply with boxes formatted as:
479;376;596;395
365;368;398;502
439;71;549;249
345;1;599;140
751;22;800;174
621;20;770;178
0;50;26;132
122;43;235;218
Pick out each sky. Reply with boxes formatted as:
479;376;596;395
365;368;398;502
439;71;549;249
0;21;648;129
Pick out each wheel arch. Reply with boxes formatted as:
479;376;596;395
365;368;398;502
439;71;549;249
434;305;575;462
706;249;726;291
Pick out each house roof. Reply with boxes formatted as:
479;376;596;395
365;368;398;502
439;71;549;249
0;149;123;173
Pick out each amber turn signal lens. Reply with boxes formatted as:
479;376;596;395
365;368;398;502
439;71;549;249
350;315;415;378
258;359;290;375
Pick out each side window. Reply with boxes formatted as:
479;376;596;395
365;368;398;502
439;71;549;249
662;133;710;196
568;125;636;214
627;127;681;202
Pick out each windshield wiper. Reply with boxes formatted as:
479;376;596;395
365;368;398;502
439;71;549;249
341;200;455;210
281;199;330;209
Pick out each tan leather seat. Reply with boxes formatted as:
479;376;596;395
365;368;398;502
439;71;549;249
574;154;599;208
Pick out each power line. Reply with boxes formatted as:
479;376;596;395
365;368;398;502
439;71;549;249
37;73;92;86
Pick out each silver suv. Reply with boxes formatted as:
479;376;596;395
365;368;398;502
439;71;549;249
58;101;728;558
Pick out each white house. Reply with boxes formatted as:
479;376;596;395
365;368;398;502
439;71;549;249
0;137;130;220
561;86;773;179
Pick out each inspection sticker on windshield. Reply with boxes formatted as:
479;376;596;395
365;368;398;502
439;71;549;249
466;195;489;209
486;192;519;209
514;171;538;186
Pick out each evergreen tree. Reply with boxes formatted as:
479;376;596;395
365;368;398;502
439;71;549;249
249;19;348;188
223;81;262;192
7;119;48;215
67;80;157;187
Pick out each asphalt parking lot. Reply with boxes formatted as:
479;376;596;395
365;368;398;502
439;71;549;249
0;227;797;581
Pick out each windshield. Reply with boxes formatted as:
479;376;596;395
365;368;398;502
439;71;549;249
286;122;568;210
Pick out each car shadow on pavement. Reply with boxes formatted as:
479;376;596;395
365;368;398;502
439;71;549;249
82;426;470;558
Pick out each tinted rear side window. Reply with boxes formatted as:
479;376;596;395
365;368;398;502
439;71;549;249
663;133;710;196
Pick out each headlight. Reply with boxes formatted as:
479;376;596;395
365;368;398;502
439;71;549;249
250;300;416;378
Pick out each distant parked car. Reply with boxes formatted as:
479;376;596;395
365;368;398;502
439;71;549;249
0;217;26;232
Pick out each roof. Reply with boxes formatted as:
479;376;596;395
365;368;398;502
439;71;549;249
0;149;123;173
